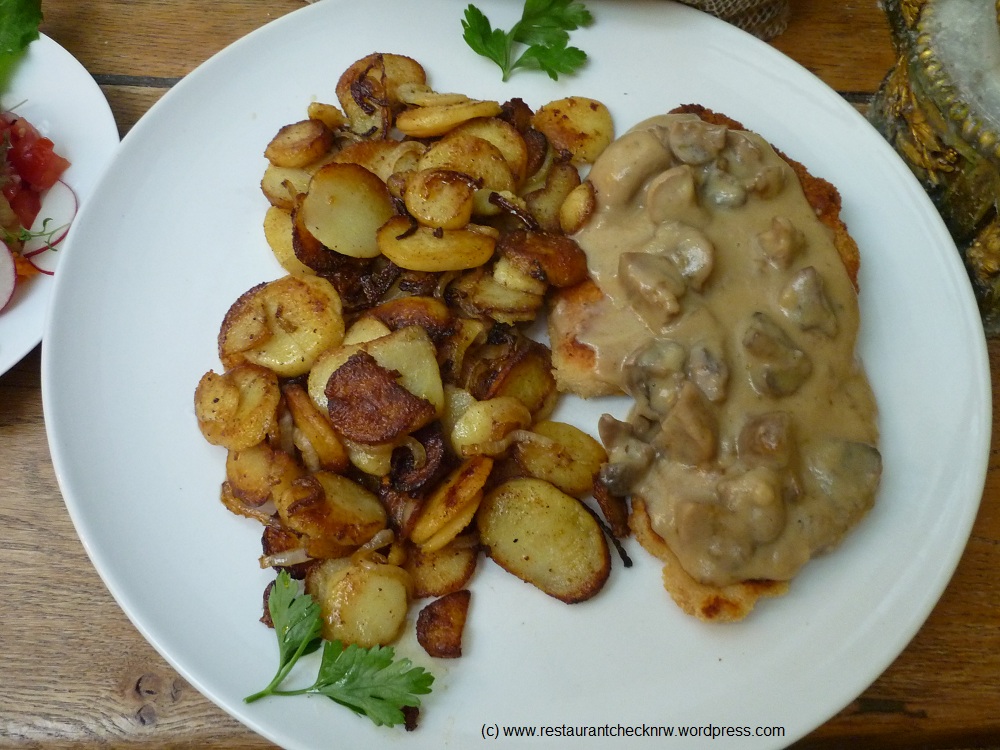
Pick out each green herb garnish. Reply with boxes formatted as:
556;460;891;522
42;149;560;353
244;570;434;728
461;0;594;82
0;0;43;92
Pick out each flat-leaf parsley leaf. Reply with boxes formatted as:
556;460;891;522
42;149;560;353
461;0;594;82
244;570;434;728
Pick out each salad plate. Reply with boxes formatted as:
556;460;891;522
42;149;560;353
42;1;990;748
0;34;119;376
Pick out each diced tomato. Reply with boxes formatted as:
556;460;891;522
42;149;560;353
2;181;41;229
3;116;71;191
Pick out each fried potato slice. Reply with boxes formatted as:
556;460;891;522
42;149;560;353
226;440;303;506
523;161;582;232
449;396;532;457
283;383;350;472
512;420;607;498
275;470;387;548
450;116;530;186
396;99;503;138
336;53;426;137
263;206;314;276
218;275;345;377
410;456;493;551
325;350;437;445
447;267;544;324
306;101;348;130
332;139;427;182
300;162;396;259
377;215;497;273
497;230;589;289
531;97;614;166
477;477;610;603
559;181;596;235
462;336;557;418
305;557;412;647
264;118;335;168
416;589;471;658
194;364;281;451
405;535;478;598
403;169;477;230
418;133;516;194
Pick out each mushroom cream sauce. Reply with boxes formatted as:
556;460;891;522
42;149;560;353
576;113;881;587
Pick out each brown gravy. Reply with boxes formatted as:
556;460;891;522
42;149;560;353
574;114;881;587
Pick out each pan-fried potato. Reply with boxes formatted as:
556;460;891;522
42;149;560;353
491;255;548;295
194;364;281;451
377;216;496;273
343;315;392;345
418;134;516;194
300;162;396;258
396;83;471;107
403;169;477;230
261;163;315;210
523;161;582;232
496;230;589;289
449;396;532;457
307;325;444;416
396;99;503;138
416;589;471;658
306;101;348;131
559;181;596;235
462;337;557;418
406;535;478;598
447;267;544;324
226;440;303;506
306;557;412;647
531;97;614;166
263;206;314;276
218;274;345;377
451;117;529;186
410;456;493;550
336;53;426;137
512;420;607;498
275;470;387;548
283;383;350;472
332;139;426;183
264;118;335;168
477;477;610;603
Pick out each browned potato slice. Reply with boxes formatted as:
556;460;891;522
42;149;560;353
367;295;454;342
306;101;348;131
396;83;471;107
307;326;444;415
194;365;280;451
226;441;303;506
342;437;396;477
405;535;478;598
306;557;412;647
332;139;426;183
451;117;530;186
447;267;544;324
403;169;477;229
275;471;387;547
491;255;548;295
512;420;607;498
416;589;471;658
496;230;589;289
449;396;532;457
531;97;614;165
410;456;493;550
342;315;392;345
559;181;596;234
261;164;313;210
477;477;610;603
325;350;437;445
462;337;557;418
283;383;350;472
396;99;502;138
300;162;396;258
418;134;516;193
263;206;314;276
218;275;345;377
523;161;582;232
439;317;489;384
264;119;335;168
377;215;496;273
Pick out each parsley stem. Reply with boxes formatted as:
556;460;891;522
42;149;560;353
243;633;317;704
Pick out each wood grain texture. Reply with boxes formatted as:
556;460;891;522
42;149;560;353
2;0;997;747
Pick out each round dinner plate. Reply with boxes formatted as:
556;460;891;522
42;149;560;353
42;2;990;748
0;34;119;376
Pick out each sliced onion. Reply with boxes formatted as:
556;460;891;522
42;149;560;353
259;547;312;570
0;241;17;312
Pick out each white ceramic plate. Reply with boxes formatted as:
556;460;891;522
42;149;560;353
0;34;119;375
43;2;990;748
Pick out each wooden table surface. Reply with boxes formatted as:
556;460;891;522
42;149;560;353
2;1;998;748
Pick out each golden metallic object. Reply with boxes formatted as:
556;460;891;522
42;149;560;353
869;0;1000;334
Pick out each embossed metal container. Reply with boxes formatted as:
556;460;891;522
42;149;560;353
868;0;1000;334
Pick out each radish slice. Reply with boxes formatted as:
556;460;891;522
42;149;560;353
0;242;17;312
20;178;79;275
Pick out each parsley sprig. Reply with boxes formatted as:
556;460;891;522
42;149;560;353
244;570;434;728
461;0;594;82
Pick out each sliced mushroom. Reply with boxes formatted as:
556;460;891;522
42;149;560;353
779;266;838;337
741;312;813;397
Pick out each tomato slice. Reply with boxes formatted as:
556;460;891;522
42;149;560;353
2;182;41;230
8;136;70;191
